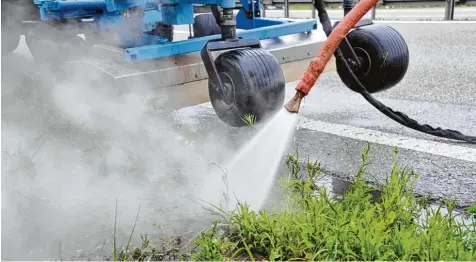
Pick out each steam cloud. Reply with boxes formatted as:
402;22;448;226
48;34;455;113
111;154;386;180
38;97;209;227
1;17;246;260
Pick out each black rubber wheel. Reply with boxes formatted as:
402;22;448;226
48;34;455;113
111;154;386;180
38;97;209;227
151;22;174;42
193;13;221;37
336;23;409;94
25;23;88;65
209;48;285;127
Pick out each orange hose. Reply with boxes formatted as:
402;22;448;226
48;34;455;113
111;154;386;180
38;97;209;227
296;0;379;95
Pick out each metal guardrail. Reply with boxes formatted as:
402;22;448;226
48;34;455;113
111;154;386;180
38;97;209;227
444;0;457;19
265;0;468;5
260;0;473;21
261;0;470;20
192;0;474;20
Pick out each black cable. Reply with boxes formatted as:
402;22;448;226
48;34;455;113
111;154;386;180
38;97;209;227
313;0;332;36
312;0;476;144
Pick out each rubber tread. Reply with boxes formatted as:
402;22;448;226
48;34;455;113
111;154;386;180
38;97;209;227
193;13;221;37
252;48;285;113
26;25;87;66
209;48;285;127
336;23;409;93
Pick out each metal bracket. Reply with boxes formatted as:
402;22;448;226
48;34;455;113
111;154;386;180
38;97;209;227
333;18;374;71
200;37;261;92
339;37;362;70
242;7;261;19
211;5;222;26
333;18;373;29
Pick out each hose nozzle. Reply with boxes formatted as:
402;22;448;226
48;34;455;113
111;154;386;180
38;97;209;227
284;90;306;113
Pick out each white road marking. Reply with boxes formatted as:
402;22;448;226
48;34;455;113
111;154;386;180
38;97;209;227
297;116;476;162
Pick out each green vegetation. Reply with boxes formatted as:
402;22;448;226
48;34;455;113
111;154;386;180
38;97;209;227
113;145;476;261
468;203;476;215
242;113;258;127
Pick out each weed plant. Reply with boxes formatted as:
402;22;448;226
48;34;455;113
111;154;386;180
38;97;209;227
113;145;476;261
191;145;476;261
468;203;476;215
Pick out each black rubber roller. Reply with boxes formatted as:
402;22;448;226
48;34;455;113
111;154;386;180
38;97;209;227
25;24;88;66
208;48;285;127
152;22;174;42
336;23;410;94
193;13;221;38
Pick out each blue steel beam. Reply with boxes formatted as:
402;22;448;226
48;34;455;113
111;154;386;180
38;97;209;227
161;4;194;24
238;0;259;12
34;0;162;20
124;19;318;61
236;11;287;29
159;0;234;8
34;0;109;20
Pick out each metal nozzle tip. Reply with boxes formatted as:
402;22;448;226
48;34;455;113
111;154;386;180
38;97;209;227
284;90;305;113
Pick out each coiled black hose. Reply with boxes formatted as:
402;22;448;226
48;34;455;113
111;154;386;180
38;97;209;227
312;0;476;144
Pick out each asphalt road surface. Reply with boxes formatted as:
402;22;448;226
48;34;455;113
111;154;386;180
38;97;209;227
263;6;476;20
174;21;476;207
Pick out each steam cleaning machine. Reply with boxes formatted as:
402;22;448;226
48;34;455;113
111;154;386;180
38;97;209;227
2;0;475;143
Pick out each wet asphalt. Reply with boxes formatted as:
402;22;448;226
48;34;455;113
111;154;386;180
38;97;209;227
174;22;476;207
301;22;476;205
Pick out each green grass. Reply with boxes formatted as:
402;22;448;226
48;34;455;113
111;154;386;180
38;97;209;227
468;203;476;215
113;144;476;261
242;113;258;127
190;145;476;261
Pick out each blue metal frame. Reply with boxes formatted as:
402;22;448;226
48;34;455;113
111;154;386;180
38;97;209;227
32;0;319;62
125;18;317;61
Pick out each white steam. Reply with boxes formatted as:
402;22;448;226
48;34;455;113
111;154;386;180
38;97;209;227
1;28;243;261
